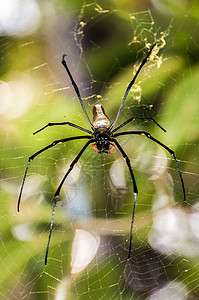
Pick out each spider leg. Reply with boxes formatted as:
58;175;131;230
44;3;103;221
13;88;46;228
45;139;93;265
110;43;157;129
62;55;93;129
112;116;166;133
17;135;91;212
111;138;138;259
33;122;92;135
114;131;186;201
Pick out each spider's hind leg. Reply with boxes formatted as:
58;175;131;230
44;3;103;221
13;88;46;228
111;138;138;258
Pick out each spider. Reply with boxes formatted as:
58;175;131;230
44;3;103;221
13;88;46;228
17;43;185;265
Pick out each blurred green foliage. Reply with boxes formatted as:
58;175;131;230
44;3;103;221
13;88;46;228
0;0;199;299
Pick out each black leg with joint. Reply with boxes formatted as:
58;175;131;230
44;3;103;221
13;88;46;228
114;130;186;201
45;139;93;265
112;116;166;133
110;43;157;129
111;138;138;258
17;135;91;212
33;122;92;135
62;55;93;129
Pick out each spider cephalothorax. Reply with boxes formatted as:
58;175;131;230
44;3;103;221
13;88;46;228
18;43;185;265
92;128;114;153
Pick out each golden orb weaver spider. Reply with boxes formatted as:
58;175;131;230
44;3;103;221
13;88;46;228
17;43;185;265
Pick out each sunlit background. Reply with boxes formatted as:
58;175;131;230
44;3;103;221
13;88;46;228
0;0;199;299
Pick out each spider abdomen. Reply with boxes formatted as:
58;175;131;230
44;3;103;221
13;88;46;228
93;104;110;128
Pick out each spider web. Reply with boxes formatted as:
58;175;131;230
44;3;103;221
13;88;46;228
0;1;199;299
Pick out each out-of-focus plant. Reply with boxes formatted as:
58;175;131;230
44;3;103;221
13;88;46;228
0;0;198;299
